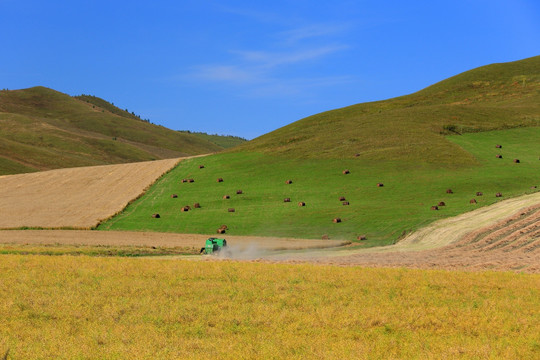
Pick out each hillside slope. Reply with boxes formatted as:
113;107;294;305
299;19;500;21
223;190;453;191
237;55;540;166
0;87;223;174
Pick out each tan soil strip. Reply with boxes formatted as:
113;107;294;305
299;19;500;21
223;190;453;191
0;158;182;229
0;230;349;251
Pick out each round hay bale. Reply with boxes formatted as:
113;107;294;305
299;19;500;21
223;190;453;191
343;169;350;175
354;153;360;157
322;234;330;240
431;206;439;210
181;179;188;183
438;201;445;206
496;154;502;159
470;198;477;204
496;192;503;198
223;195;230;199
514;159;520;163
181;207;189;212
228;208;235;213
284;198;291;202
152;213;160;218
188;179;194;183
220;225;228;230
217;228;226;234
339;196;346;201
377;183;384;187
285;180;293;184
333;218;341;223
193;203;201;208
171;194;178;198
476;192;483;196
342;201;350;206
199;165;205;169
236;190;243;194
495;144;502;148
446;189;453;194
217;178;224;182
358;235;367;241
298;202;305;207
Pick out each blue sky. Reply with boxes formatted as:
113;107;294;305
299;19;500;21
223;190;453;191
1;1;539;139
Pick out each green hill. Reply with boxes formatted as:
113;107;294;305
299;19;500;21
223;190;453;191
0;87;224;175
236;55;540;166
177;131;247;149
100;56;540;243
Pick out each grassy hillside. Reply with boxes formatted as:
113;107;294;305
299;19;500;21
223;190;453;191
0;87;223;175
178;131;247;149
99;127;540;243
236;56;540;164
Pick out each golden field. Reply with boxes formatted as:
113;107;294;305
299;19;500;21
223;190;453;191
0;255;538;359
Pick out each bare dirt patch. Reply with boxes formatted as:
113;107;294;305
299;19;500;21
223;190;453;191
0;158;181;229
0;230;349;251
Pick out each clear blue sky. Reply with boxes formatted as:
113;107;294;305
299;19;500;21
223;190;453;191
1;1;539;139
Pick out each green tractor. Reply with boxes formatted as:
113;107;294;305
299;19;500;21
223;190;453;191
200;238;228;255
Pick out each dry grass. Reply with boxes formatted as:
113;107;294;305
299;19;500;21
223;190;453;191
0;158;180;229
0;255;538;359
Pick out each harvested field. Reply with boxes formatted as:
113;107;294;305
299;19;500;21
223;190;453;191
0;230;349;251
0;158;181;229
264;192;540;273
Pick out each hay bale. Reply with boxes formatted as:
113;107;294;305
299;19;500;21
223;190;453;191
181;179;188;183
342;201;350;206
285;180;293;184
470;199;477;204
358;235;367;241
236;190;243;194
446;189;453;194
322;234;329;240
333;218;341;223
431;206;439;210
217;228;226;234
193;203;200;208
476;192;483;196
152;213;160;218
181;207;189;212
188;179;194;183
298;202;305;207
438;201;445;206
514;159;520;163
220;225;228;230
495;144;502;148
496;192;503;198
171;194;178;198
199;165;205;169
496;154;503;159
228;208;235;212
377;183;384;187
223;195;230;199
343;169;350;174
339;196;346;201
284;198;291;202
217;178;224;182
354;153;360;157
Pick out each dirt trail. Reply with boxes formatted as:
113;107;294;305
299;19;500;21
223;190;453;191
0;158;182;229
0;230;348;251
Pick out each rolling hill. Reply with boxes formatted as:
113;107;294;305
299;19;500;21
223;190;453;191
100;56;540;243
236;55;540;165
0;87;224;175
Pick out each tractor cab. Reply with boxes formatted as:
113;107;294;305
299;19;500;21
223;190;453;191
200;237;227;255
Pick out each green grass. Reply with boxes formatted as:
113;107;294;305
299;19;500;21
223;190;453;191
237;56;540;161
178;131;248;149
99;127;540;244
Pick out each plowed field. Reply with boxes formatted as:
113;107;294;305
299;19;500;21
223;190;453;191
269;192;540;272
0;158;180;229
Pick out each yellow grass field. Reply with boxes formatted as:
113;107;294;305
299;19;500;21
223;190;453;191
0;255;538;359
0;158;180;229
